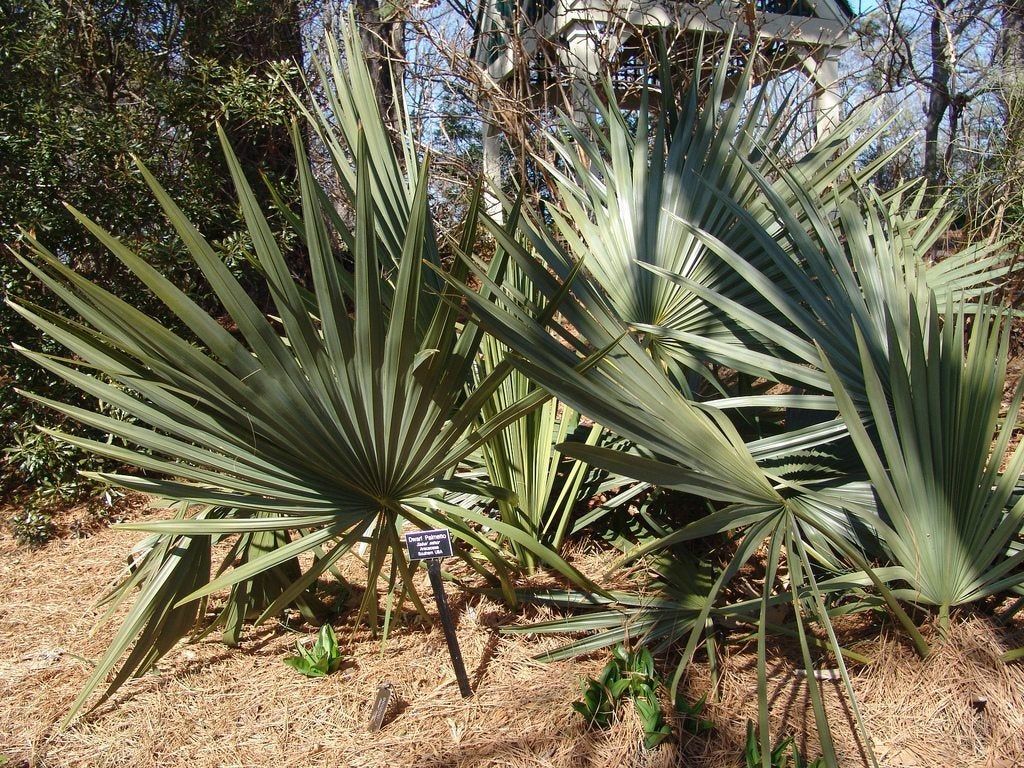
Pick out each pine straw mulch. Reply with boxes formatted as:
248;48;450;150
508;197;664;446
2;504;1024;768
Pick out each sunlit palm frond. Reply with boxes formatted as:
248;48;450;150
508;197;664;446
9;27;588;723
825;298;1024;622
538;36;909;393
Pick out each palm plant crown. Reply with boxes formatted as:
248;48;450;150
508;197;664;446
9;27;584;722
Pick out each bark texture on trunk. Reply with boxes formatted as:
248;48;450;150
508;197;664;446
923;0;952;190
354;0;407;136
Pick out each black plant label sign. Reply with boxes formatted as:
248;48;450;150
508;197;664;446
405;528;454;561
402;527;472;698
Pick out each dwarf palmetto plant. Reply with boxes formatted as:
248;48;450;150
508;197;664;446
624;181;1017;538
442;75;1024;761
538;35;908;395
8;29;591;723
452;135;1023;763
448;207;902;767
825;299;1024;628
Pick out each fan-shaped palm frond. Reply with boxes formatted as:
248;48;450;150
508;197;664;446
825;299;1024;622
639;170;1017;429
9;27;590;723
536;35;911;393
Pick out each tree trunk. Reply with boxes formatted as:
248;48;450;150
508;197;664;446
353;0;407;136
923;0;952;191
1003;0;1024;85
997;1;1024;265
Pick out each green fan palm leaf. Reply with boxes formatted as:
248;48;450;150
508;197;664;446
10;27;590;723
824;299;1024;621
537;36;912;393
638;167;1018;428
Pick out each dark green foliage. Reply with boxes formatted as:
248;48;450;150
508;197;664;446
283;624;344;678
1;0;302;502
3;428;105;543
4;429;84;499
572;644;672;750
0;1;300;267
7;506;56;546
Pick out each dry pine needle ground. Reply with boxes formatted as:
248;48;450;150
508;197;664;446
1;504;1023;768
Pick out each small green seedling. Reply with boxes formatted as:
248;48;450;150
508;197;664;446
572;644;672;750
674;692;714;736
572;655;624;730
743;720;823;768
283;624;344;678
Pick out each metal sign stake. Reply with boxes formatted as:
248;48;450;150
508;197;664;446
404;528;473;698
426;558;473;698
